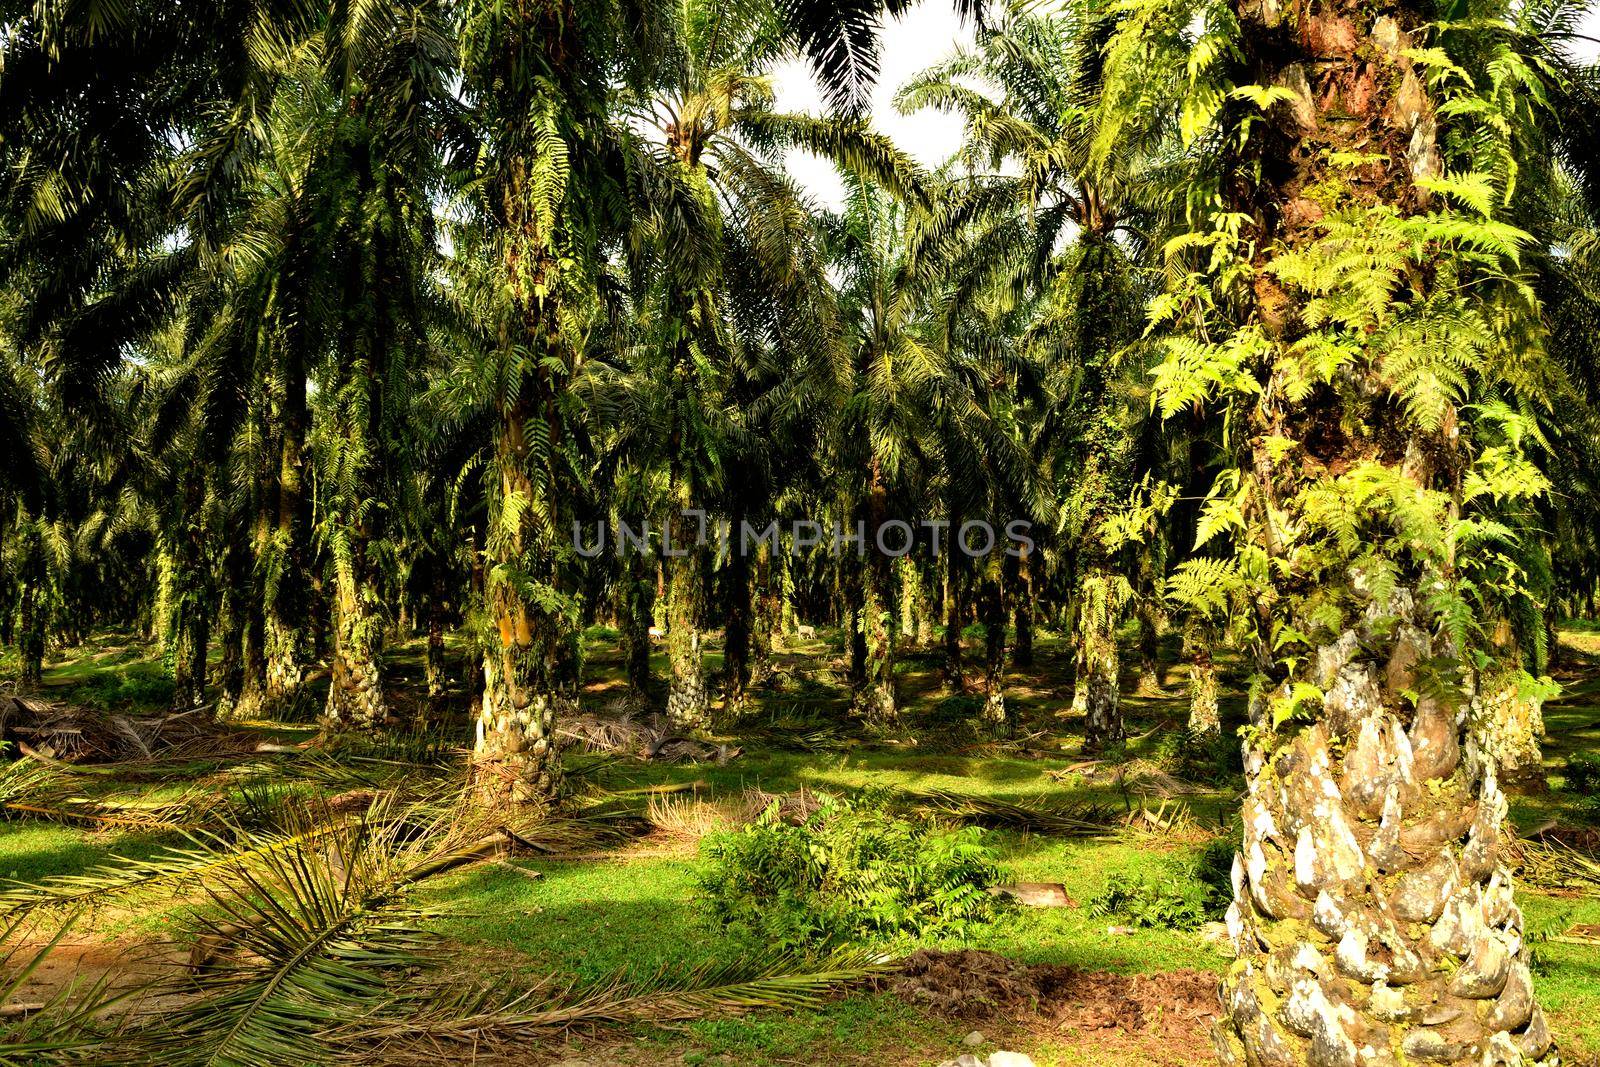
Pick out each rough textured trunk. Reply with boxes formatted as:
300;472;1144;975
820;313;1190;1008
16;522;44;686
852;477;898;728
751;541;779;684
1012;550;1035;669
1473;620;1548;789
842;555;867;689
896;556;925;649
475;404;573;808
980;564;1010;736
943;538;965;691
325;559;387;730
424;603;447;711
722;520;753;724
169;600;210;713
214;592;245;717
1190;633;1222;735
616;549;654;697
1474;677;1547;790
479;612;570;806
1209;5;1552;1063
1218;592;1551;1067
214;530;253;719
1073;568;1122;752
263;351;313;718
1133;599;1165;695
665;509;709;732
167;482;212;714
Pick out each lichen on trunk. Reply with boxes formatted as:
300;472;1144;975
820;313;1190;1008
979;560;1010;736
664;509;709;733
1116;0;1565;1060
1073;568;1125;752
324;572;387;731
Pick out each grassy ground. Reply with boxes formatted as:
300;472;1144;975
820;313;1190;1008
3;624;1600;1065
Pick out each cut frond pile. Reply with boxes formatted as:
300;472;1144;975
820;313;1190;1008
896;788;1116;837
338;952;891;1058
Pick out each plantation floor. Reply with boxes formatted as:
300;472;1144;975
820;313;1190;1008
4;624;1600;1065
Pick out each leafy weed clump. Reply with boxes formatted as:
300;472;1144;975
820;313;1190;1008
1564;752;1600;796
1089;840;1234;931
697;791;1002;952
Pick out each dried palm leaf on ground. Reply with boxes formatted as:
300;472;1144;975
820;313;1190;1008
558;711;742;764
1047;758;1210;798
0;697;253;765
336;952;891;1059
644;790;769;841
0;796;369;917
0;915;141;1064
136;812;453;1067
0;756;222;832
1512;836;1600;894
896;788;1116;837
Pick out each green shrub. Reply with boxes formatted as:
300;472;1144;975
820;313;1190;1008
1564;752;1600;796
1089;848;1232;931
68;663;174;710
696;791;1002;952
927;694;982;726
1153;727;1241;785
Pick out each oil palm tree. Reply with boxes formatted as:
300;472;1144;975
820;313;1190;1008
1104;0;1600;1056
901;3;1181;751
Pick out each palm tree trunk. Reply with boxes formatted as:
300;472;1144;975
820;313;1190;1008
214;529;254;719
664;508;709;732
325;558;387;730
1183;623;1219;738
616;548;654;698
980;562;1010;736
943;533;965;691
424;603;447;711
1012;549;1035;669
751;540;778;682
1133;599;1164;695
852;476;897;727
475;403;573;807
168;480;212;713
1211;7;1552;1062
1073;568;1122;752
722;516;754;724
17;520;44;686
264;350;313;717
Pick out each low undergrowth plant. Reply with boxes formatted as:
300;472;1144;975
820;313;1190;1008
696;791;1002;952
1089;839;1234;931
1564;752;1600;796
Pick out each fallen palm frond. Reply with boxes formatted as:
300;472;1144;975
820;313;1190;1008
1118;799;1214;844
1;696;249;764
0;915;140;1063
0;800;358;917
1514;837;1600;894
644;790;768;841
0;756;226;832
896;788;1117;837
0;759;60;808
338;952;891;1057
136;810;451;1067
497;799;654;855
741;711;854;753
559;711;742;764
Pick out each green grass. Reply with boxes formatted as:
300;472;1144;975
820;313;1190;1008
3;622;1600;1063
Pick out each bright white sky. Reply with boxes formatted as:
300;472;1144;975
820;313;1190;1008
771;3;1600;211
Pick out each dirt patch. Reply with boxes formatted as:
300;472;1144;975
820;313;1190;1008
881;949;1222;1065
4;939;191;1013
